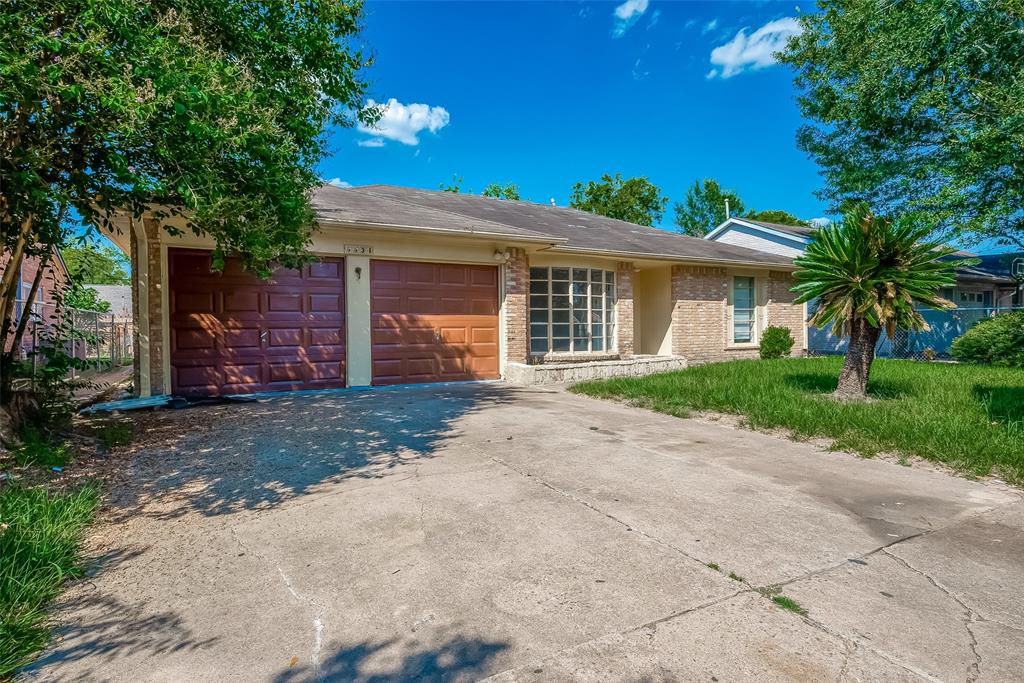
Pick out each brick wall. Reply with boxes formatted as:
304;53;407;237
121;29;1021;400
670;265;805;363
615;262;634;357
130;229;141;393
504;247;528;365
143;217;165;395
767;270;806;355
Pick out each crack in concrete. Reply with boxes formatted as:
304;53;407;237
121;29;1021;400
489;455;712;575
882;549;983;682
277;566;328;681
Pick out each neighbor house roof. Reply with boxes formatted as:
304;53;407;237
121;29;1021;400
313;185;795;268
704;216;816;242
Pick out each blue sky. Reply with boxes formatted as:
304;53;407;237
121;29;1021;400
319;0;827;229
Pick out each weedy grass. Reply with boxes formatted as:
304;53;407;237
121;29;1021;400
771;595;808;616
0;483;100;679
572;358;1024;484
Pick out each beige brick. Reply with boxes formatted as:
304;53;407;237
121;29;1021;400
504;247;528;365
615;262;634;358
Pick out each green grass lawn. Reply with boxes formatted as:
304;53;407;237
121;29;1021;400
571;357;1024;485
0;483;99;679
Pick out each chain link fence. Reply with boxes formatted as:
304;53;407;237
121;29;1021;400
808;306;1023;361
10;299;134;379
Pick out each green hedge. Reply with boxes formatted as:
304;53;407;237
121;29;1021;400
759;325;796;359
951;310;1024;367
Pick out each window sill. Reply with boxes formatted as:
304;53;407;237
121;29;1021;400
725;342;759;350
528;351;620;365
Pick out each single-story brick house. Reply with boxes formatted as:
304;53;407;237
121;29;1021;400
103;185;806;397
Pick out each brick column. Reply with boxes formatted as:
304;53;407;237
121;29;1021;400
143;216;166;395
767;270;806;355
671;265;728;362
129;228;142;394
615;262;634;357
503;247;528;365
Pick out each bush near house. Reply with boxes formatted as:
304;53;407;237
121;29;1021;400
951;311;1024;368
572;357;1024;484
759;326;796;359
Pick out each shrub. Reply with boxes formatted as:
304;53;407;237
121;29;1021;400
760;326;796;359
951;311;1024;367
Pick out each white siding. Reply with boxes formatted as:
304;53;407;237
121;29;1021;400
711;225;807;258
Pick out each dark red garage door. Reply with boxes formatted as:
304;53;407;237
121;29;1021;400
169;249;346;395
371;260;500;385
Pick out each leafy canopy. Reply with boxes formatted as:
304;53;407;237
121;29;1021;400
674;179;745;237
61;242;129;285
745;210;808;228
482;183;520;201
570;173;667;227
1;0;373;273
780;0;1024;248
64;284;111;312
792;205;970;339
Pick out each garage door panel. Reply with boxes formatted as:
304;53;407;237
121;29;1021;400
371;260;499;385
169;249;345;395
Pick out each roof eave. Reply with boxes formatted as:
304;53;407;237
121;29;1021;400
543;244;796;270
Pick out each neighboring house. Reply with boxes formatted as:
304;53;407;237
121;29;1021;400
87;284;133;320
975;252;1024;305
1;249;70;356
104;184;807;397
706;216;1020;356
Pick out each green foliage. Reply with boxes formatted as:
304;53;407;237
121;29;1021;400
62;283;111;313
570;173;667;227
673;179;745;237
440;175;463;193
793;205;969;339
482;183;520;201
0;483;99;677
759;326;796;359
745;210;808;228
61;242;129;285
571;358;1024;484
771;595;807;616
780;1;1024;248
11;426;71;468
1;0;373;275
951;311;1024;368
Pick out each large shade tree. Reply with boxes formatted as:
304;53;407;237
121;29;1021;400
0;0;372;415
792;205;970;398
570;173;667;227
780;0;1024;248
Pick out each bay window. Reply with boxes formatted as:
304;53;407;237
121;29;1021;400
529;267;616;354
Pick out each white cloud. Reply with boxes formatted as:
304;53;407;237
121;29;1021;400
707;17;801;79
611;0;648;38
356;98;450;146
809;217;831;228
701;18;718;35
325;178;351;188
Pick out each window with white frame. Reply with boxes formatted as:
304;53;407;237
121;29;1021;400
529;267;615;354
732;276;756;344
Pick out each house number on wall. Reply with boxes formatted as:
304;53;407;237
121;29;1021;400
344;244;374;255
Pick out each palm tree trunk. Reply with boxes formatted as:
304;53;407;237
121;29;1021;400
835;317;881;398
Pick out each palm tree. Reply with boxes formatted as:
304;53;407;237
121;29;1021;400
792;205;972;398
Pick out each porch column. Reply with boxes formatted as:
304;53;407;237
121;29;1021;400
615;262;634;357
503;247;529;368
142;217;166;395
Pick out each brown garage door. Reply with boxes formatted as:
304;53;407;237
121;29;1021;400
371;260;500;385
169;249;346;395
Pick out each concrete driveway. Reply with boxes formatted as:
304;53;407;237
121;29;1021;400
28;383;1024;682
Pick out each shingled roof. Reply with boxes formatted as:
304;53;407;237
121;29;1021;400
312;184;795;267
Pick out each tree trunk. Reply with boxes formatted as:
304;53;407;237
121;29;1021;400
835;317;882;399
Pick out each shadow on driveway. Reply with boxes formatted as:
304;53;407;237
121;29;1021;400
106;384;518;520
